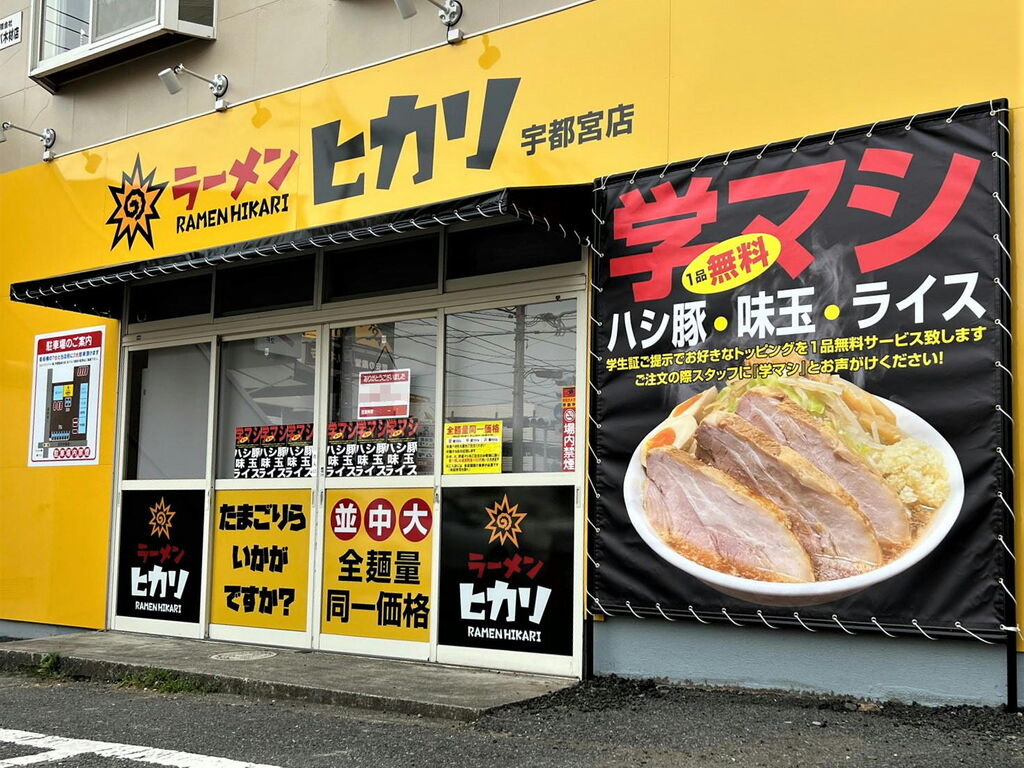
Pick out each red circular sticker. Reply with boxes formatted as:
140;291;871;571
399;497;432;542
365;498;396;542
330;498;361;541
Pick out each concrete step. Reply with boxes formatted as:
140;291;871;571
0;631;574;721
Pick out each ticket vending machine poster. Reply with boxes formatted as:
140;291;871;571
211;490;311;631
116;490;205;623
28;326;104;466
439;485;575;656
321;489;434;643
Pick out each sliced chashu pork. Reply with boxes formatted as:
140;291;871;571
644;446;813;583
695;412;882;581
737;389;911;555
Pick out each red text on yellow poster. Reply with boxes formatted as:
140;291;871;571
321;489;433;642
443;421;502;474
211;490;310;631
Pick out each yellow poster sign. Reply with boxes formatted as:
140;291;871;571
211;489;311;631
443;421;503;474
321;489;433;642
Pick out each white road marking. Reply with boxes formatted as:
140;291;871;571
0;729;284;767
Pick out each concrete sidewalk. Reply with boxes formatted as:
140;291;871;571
0;632;573;721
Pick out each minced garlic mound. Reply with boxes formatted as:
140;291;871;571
870;438;950;510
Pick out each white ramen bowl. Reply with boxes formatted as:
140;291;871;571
622;398;965;607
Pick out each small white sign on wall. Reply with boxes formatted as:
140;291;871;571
0;11;22;51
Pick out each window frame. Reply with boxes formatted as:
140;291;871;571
30;0;216;89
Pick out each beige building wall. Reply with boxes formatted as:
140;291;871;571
0;0;570;173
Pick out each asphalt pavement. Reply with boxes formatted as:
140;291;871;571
0;673;1021;767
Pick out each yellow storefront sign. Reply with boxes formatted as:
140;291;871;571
210;489;311;632
321;489;433;642
443;421;503;474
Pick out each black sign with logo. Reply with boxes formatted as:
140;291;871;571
115;490;205;622
438;485;574;656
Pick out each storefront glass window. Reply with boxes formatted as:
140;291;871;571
124;344;210;480
444;300;576;473
216;332;318;480
327;319;437;477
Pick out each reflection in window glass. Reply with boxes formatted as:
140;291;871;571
40;0;91;60
217;332;317;479
93;0;156;40
125;344;210;480
327;319;436;477
445;300;576;473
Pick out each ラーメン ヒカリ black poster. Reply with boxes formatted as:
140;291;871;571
439;485;574;655
116;490;205;623
590;101;1011;637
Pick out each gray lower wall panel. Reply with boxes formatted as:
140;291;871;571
594;617;1012;707
0;620;90;640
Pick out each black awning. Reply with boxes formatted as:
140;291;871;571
10;185;592;318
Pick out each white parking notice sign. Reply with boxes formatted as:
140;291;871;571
28;326;104;466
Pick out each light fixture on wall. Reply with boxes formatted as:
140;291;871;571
393;0;464;43
0;121;57;162
158;63;230;112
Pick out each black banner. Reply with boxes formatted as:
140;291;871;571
116;489;205;622
591;101;1011;636
439;485;574;655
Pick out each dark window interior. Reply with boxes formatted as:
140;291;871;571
322;234;439;302
127;273;212;324
445;220;581;280
215;254;316;317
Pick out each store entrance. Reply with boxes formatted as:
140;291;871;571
109;286;586;677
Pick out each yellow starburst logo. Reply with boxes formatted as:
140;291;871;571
484;495;526;548
148;497;175;539
106;155;166;250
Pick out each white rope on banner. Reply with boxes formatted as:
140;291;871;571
588;592;612;617
828;128;841;146
996;446;1014;474
628;168;639;185
793;613;817;632
831;614;856;635
912;619;936;640
589;244;605;259
866;120;882;138
946;104;965;123
590;282;604;294
994;233;1011;261
690;155;709;173
756;141;772;160
721;608;743;627
997;491;1015;520
588;381;602;396
588;442;602;464
688;605;710;624
790;135;809;153
597;175;610;191
955;622;996;645
559;223;568;239
997;534;1015;560
588;413;603;430
586;472;602;500
993;191;1011;219
586;515;600;533
475;204;493;218
904;113;919;131
658;161;674;178
992;152;1011;168
589;349;603;361
996;361;1013;380
998;578;1017;605
998;119;1010;135
656;603;676;622
996;405;1014;424
756;610;778;629
990;101;1009;115
871;617;898;638
586;551;601;568
994;279;1012;303
625;601;645;619
722;149;735;166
